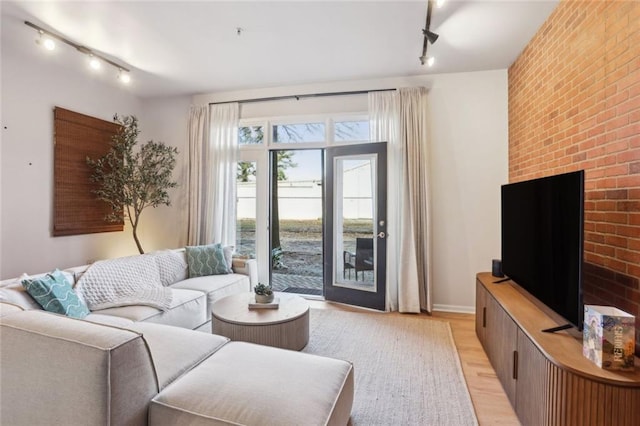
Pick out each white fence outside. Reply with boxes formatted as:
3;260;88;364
237;162;373;220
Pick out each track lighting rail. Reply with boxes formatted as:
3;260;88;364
24;20;131;74
420;0;440;66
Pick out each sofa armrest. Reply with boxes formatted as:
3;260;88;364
0;310;158;426
232;258;258;287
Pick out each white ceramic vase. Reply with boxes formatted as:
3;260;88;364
255;293;274;303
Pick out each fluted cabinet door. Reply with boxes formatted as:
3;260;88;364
515;329;549;426
485;294;518;407
475;280;487;346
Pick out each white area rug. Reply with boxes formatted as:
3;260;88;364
304;309;478;426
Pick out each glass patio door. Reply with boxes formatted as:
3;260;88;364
269;149;324;296
324;142;387;310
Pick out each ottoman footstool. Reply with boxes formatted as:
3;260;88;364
150;341;354;426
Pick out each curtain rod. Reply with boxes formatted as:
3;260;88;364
209;88;396;105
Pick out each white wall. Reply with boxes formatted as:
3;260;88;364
0;41;190;278
138;95;192;251
194;70;509;312
1;47;508;310
427;71;508;312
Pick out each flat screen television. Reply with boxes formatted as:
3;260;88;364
501;170;585;331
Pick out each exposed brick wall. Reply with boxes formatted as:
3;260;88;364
508;0;640;350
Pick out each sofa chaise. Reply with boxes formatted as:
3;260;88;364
0;304;354;425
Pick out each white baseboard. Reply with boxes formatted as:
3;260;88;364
432;304;475;314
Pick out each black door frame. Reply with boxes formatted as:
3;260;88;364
323;142;387;310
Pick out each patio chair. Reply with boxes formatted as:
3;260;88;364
355;238;374;281
343;250;355;279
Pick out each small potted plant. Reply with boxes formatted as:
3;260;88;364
254;283;274;303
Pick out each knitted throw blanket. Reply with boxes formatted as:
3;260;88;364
76;255;172;311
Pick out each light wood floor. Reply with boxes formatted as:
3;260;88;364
308;300;521;425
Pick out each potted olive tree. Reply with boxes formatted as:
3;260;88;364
87;114;178;254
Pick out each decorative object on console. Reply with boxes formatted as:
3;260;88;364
583;305;635;371
254;283;274;303
491;259;504;278
87;115;178;254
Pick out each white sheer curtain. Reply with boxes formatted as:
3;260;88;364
187;103;239;247
369;88;432;313
207;103;239;246
187;105;209;245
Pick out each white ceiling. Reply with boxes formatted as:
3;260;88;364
1;1;559;99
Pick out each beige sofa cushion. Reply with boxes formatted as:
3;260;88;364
92;288;207;329
0;310;158;426
127;322;229;390
171;273;250;315
150;341;354;426
0;301;24;317
84;312;136;327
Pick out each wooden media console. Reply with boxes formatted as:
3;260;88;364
475;272;640;426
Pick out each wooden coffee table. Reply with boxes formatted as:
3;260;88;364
211;292;310;351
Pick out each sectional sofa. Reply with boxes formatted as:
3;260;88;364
0;248;256;331
0;250;355;425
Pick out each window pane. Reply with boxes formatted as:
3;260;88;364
238;126;264;145
273;123;325;143
334;120;369;142
270;150;323;295
236;161;257;257
335;156;375;290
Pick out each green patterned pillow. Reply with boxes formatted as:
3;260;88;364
185;243;231;277
21;269;90;319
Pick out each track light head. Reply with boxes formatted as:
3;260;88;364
419;55;435;67
118;69;131;84
422;29;439;44
43;38;56;50
36;31;55;50
89;55;101;70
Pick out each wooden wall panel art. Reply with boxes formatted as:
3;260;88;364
53;107;123;236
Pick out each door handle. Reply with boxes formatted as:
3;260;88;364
377;231;386;239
